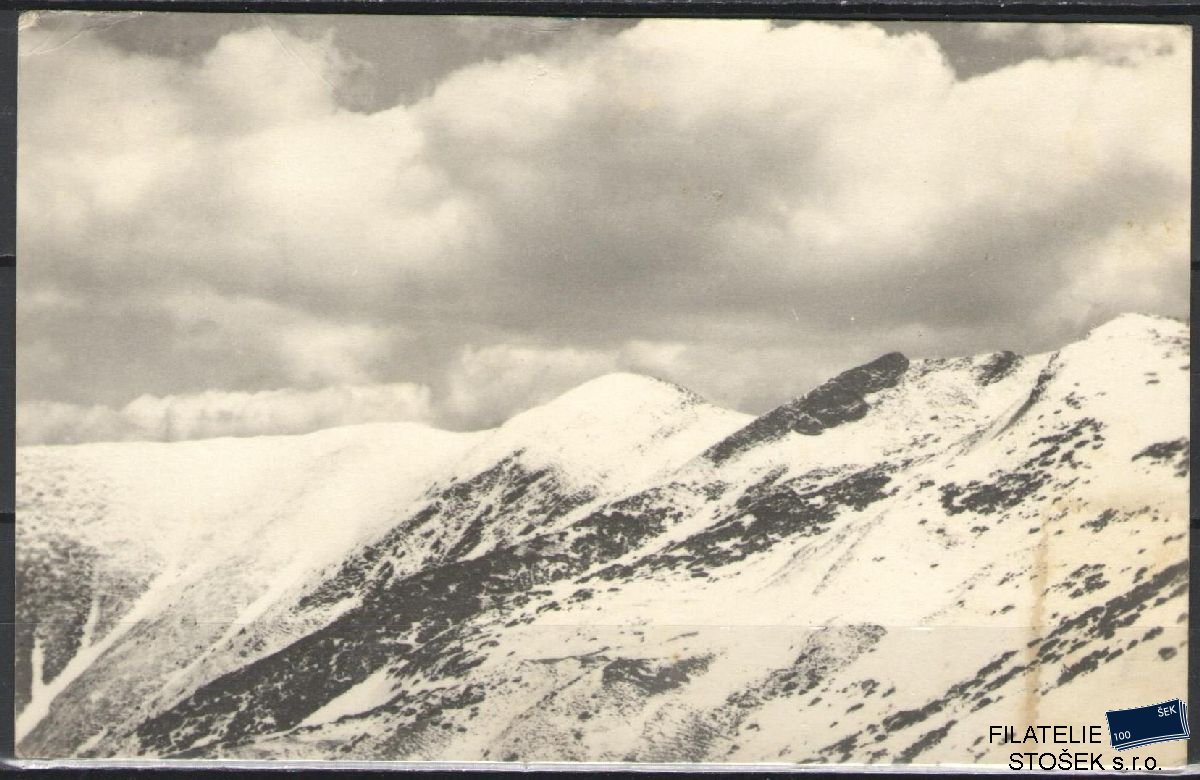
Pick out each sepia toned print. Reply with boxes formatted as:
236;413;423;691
14;14;1190;765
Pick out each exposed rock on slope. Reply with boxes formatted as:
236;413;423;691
705;351;910;463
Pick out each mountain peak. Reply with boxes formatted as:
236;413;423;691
499;372;706;433
454;371;746;493
553;371;702;406
1083;312;1185;342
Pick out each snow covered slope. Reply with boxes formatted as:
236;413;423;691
15;314;1189;766
16;375;747;756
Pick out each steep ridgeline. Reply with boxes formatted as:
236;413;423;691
704;351;911;462
16;314;1189;766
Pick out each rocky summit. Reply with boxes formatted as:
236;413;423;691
15;313;1189;766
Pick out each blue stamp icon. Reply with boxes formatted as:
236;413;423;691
1105;699;1189;751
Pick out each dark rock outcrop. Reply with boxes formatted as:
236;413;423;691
706;352;910;463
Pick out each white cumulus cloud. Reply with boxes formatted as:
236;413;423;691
18;383;434;445
16;16;1191;441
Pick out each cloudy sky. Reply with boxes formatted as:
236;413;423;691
16;13;1191;444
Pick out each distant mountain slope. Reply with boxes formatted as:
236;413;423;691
15;314;1189;766
16;375;747;755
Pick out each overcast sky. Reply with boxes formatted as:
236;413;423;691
16;14;1191;444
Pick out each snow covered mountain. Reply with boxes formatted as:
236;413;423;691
15;313;1189;766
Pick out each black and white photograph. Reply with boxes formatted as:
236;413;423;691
12;13;1191;765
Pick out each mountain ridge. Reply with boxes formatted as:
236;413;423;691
18;312;1186;453
15;313;1189;765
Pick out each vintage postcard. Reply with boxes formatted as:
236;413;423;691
13;13;1191;767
